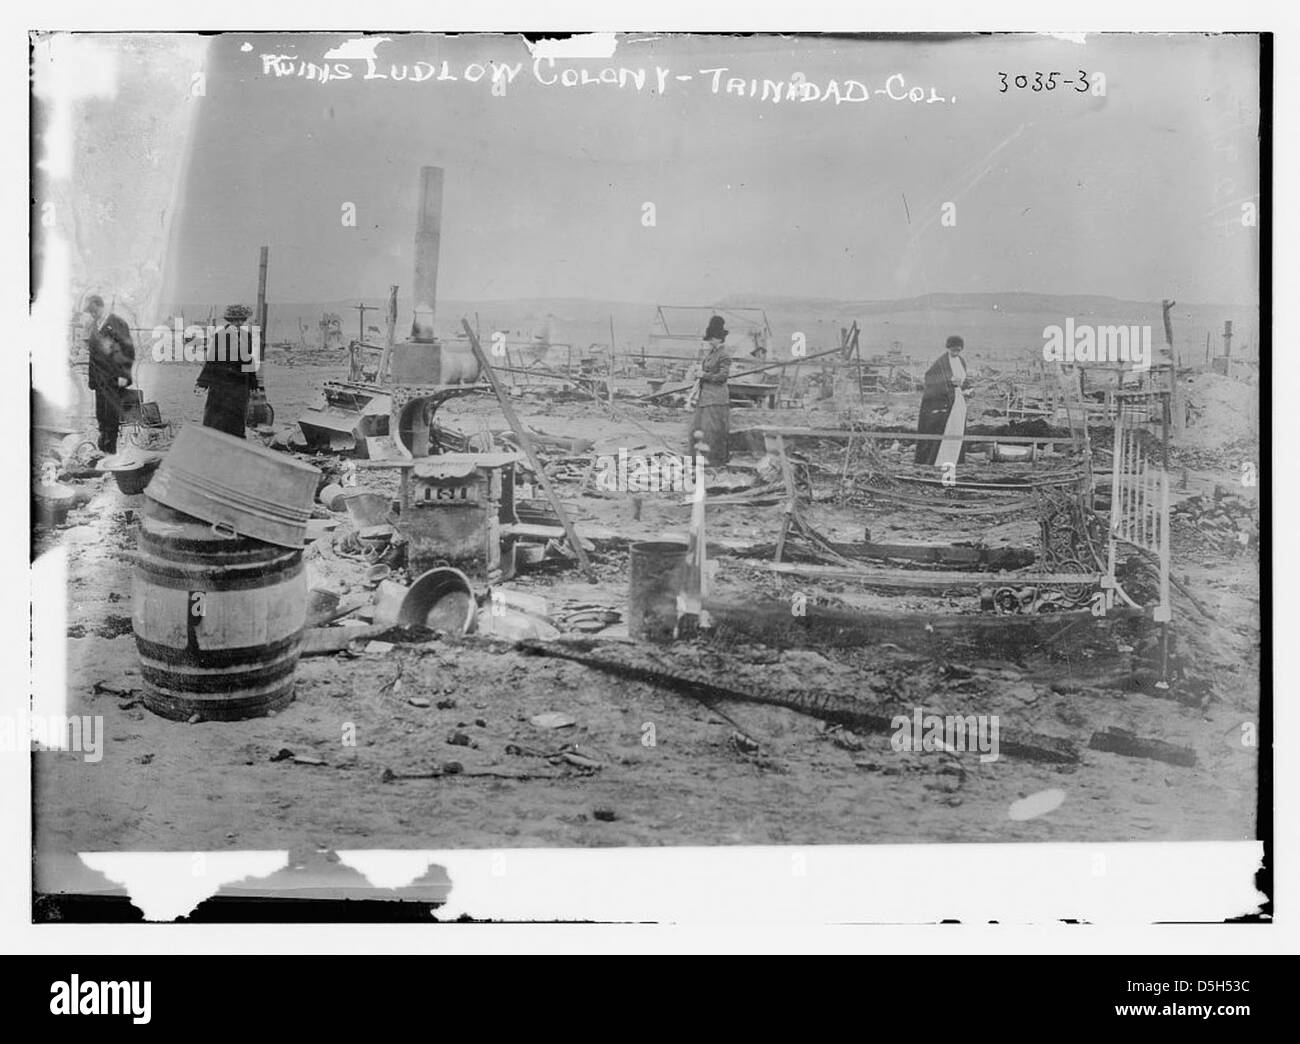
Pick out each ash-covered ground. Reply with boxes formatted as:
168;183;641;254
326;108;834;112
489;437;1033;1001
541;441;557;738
32;360;1260;855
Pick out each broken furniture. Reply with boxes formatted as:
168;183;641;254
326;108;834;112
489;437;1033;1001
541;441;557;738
759;424;1104;613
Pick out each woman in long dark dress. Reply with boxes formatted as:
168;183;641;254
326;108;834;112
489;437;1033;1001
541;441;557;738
195;304;257;438
688;316;732;466
915;335;971;465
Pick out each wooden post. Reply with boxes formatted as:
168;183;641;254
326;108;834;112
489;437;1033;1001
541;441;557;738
246;247;271;423
854;329;864;403
377;285;398;383
773;433;797;564
1162;299;1183;434
608;314;617;404
461;318;594;579
353;302;373;343
255;245;269;345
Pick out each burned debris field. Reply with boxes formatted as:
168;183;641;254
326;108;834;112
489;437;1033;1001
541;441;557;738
33;348;1260;852
29;33;1262;884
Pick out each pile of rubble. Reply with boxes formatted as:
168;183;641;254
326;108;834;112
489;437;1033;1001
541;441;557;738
1170;438;1254;473
1170;488;1258;558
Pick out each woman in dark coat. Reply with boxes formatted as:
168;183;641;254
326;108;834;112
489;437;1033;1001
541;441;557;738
195;304;257;438
688;315;732;466
915;335;972;465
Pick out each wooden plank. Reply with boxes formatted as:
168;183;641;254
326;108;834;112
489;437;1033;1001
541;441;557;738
502;522;595;550
768;562;1100;587
851;489;1040;514
859;542;1035;568
1088;726;1197;767
700;596;1151;658
521;639;1079;764
738;541;1035;569
755;426;1081;445
462;318;595;579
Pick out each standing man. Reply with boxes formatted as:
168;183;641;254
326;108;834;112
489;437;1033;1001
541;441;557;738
84;294;135;454
688;315;732;467
196;304;256;438
914;335;973;466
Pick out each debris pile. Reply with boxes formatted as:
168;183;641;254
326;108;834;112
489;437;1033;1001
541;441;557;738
1171;489;1258;557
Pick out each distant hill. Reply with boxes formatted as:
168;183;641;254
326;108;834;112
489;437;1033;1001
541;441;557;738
164;291;1259;366
717;290;1256;318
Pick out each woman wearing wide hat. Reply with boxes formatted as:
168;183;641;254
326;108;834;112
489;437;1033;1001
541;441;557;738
688;315;732;466
195;304;258;438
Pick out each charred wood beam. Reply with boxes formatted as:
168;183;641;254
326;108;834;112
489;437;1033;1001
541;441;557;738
1088;726;1197;767
767;562;1098;588
700;596;1152;660
518;639;1078;764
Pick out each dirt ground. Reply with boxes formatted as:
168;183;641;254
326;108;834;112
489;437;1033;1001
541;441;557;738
32;360;1261;861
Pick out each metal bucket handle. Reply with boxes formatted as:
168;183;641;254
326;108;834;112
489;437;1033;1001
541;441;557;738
210;520;239;540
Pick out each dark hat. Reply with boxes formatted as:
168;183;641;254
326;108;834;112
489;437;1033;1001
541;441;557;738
945;335;965;350
85;294;104;309
704;315;728;341
224;303;253;324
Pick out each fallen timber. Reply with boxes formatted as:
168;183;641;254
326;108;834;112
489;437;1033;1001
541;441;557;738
698;596;1153;660
768;562;1098;589
518;638;1079;764
1088;727;1197;768
733;540;1036;570
754;427;1084;445
844;488;1041;514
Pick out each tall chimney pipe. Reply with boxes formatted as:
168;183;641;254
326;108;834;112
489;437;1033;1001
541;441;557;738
410;165;444;342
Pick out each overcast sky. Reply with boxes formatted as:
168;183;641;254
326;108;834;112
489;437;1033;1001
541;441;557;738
166;32;1261;307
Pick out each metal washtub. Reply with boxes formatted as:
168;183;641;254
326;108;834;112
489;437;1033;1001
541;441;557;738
146;425;319;548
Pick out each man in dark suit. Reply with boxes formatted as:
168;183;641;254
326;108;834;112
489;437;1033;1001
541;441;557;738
84;295;136;454
195;304;258;438
914;335;972;465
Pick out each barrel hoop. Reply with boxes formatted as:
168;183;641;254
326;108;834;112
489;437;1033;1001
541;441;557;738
134;632;300;669
135;555;304;591
138;524;299;558
138;525;279;557
138;653;299;694
140;685;296;722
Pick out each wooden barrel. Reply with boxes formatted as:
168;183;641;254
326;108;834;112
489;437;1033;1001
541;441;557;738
132;500;305;721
